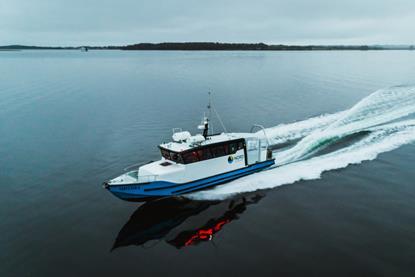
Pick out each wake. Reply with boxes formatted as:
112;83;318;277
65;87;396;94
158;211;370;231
188;86;415;200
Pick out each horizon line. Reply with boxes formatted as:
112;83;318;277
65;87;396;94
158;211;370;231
1;42;415;48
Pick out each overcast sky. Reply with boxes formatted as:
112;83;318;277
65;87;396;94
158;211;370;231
1;0;414;46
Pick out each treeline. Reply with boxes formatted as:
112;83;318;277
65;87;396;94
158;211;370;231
121;42;382;51
0;45;119;50
1;43;414;51
123;42;270;50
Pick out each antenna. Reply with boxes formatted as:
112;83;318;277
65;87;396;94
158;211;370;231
198;91;228;137
209;92;227;133
208;91;212;134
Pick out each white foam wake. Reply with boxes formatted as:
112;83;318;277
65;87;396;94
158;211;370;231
256;111;345;145
187;86;415;201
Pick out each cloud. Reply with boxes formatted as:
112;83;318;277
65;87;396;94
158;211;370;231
1;0;414;45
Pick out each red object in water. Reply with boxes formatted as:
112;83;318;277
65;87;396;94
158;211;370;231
184;219;230;246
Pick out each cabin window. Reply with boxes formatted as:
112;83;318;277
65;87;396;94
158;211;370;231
182;151;199;163
223;144;230;155
161;139;245;165
211;145;226;157
197;148;212;160
160;149;183;163
160;149;171;160
229;142;239;154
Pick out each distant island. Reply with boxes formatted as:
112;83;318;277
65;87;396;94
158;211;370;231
1;42;414;51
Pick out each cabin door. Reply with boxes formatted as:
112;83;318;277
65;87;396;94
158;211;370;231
246;138;261;165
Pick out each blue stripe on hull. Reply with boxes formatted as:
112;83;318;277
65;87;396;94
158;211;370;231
107;159;275;201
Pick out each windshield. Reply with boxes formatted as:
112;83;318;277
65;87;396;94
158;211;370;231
160;148;183;163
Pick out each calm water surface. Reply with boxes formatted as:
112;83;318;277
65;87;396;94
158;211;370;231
1;50;415;276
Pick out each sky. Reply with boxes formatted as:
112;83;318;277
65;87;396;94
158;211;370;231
1;0;414;46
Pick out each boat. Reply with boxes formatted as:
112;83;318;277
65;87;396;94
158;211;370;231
103;94;275;201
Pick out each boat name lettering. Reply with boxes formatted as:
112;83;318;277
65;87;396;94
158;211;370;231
234;155;244;161
228;154;244;164
120;185;140;191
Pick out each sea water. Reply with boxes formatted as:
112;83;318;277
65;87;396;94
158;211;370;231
1;50;415;276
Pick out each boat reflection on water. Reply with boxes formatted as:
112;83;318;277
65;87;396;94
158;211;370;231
112;193;265;250
167;194;264;249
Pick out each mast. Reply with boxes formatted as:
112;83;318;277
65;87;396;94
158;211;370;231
200;91;227;138
203;92;211;138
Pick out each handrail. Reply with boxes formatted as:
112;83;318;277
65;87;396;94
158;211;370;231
108;171;158;184
250;124;271;147
103;161;157;186
123;161;158;183
123;160;154;172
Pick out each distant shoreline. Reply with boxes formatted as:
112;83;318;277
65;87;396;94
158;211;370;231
1;42;414;51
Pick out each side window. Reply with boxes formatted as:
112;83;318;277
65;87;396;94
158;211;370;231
170;152;179;163
161;149;170;160
182;151;199;164
197;148;212;161
176;154;184;164
229;143;238;154
247;139;259;150
223;144;229;155
160;149;184;164
178;140;245;163
211;145;225;158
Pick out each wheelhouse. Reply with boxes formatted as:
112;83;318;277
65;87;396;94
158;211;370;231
159;138;245;165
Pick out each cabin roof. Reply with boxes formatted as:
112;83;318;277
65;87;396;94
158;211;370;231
159;132;253;152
